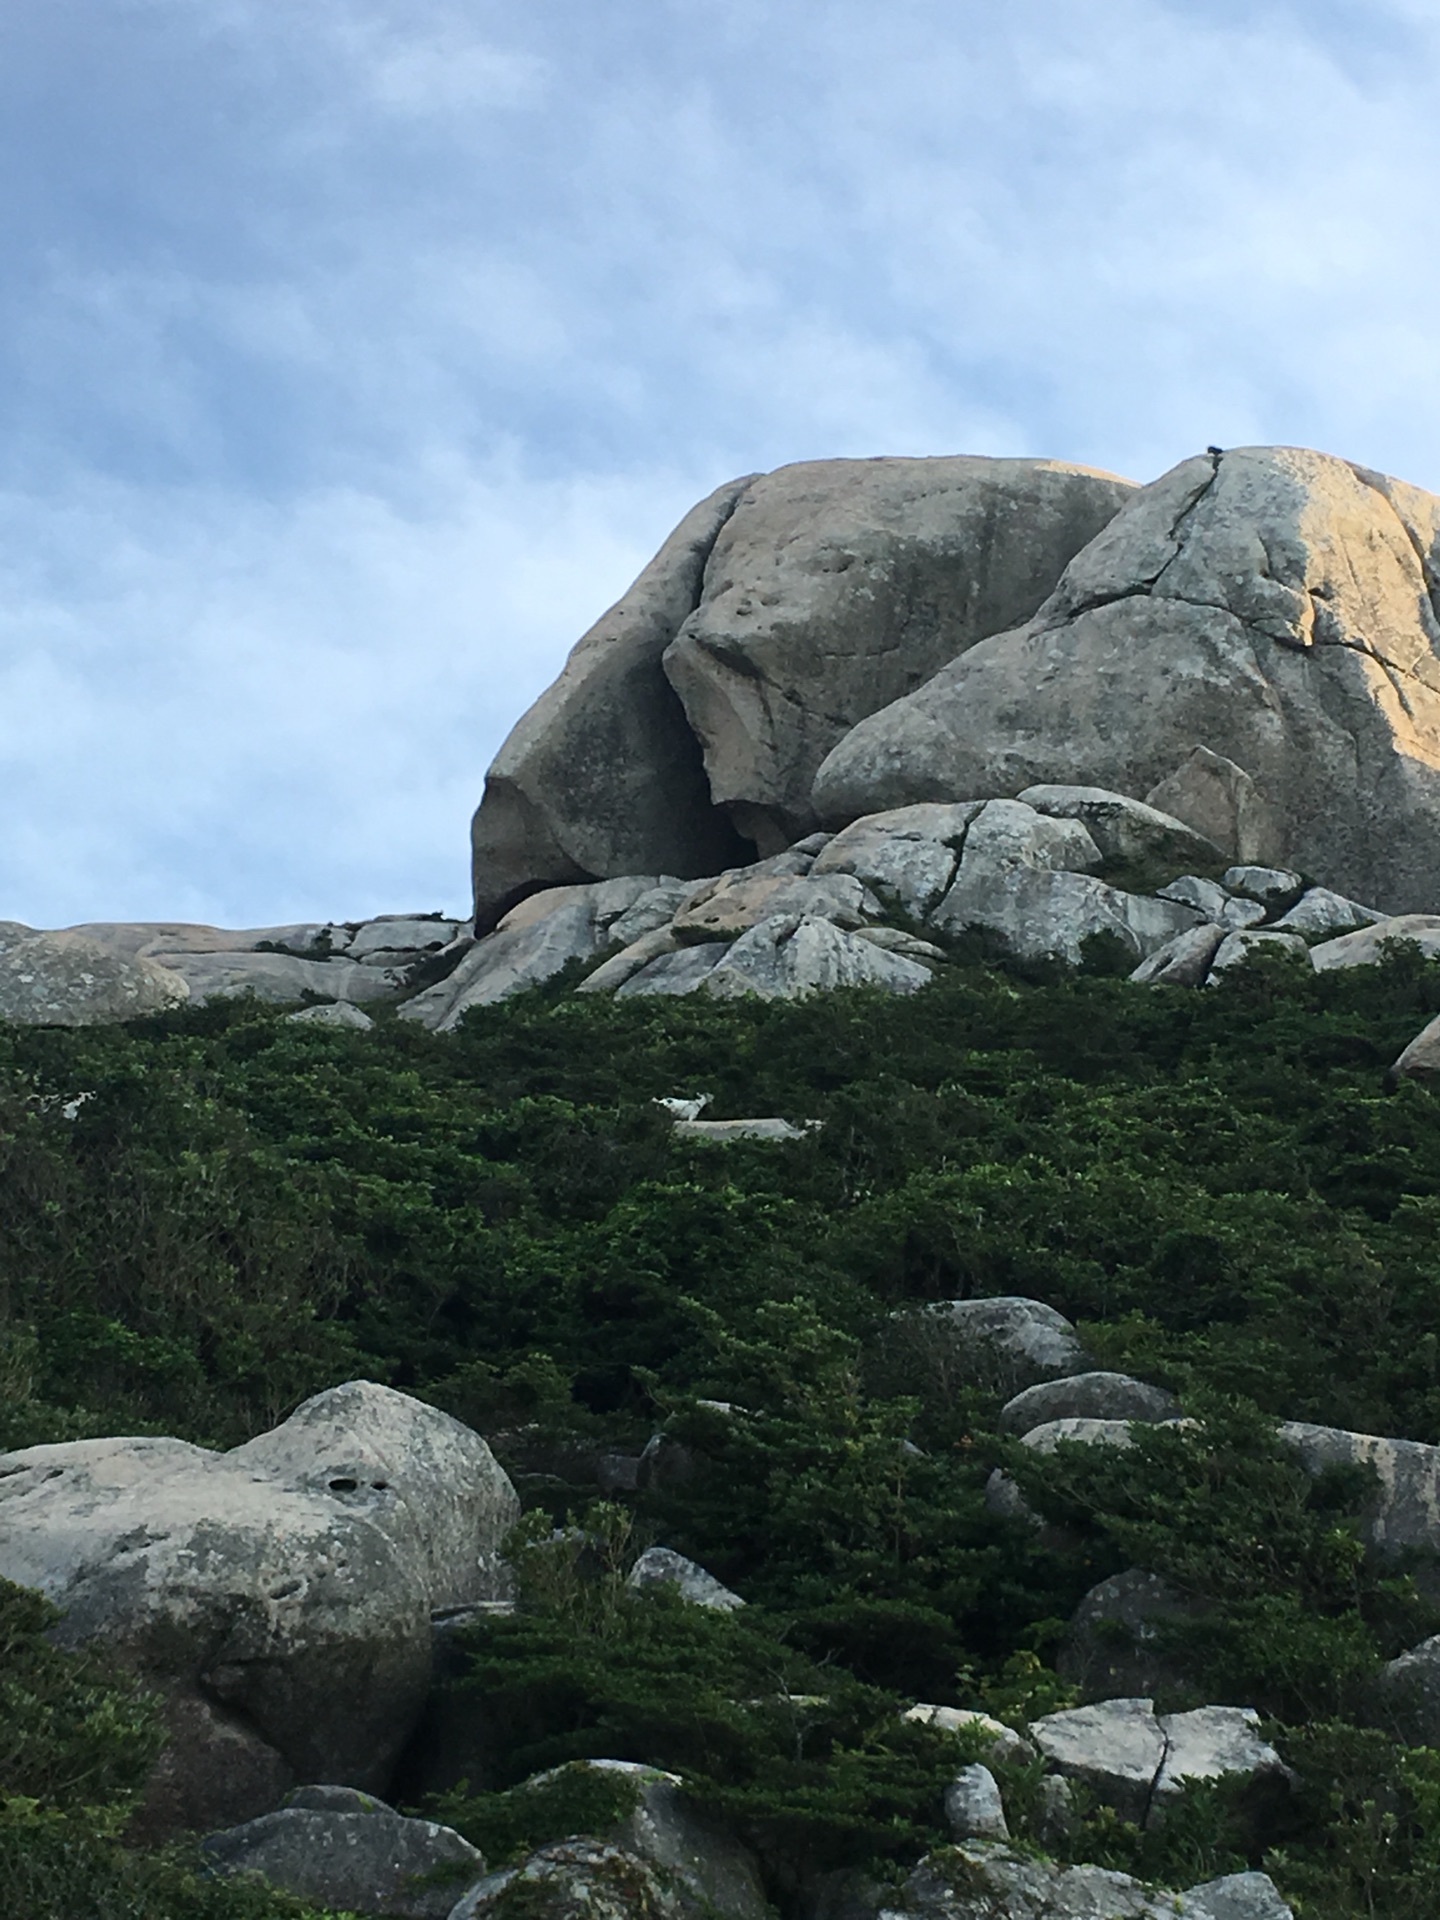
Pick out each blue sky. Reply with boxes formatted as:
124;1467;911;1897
2;0;1439;927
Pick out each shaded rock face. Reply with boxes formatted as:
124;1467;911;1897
814;446;1440;913
470;457;1134;924
0;1382;519;1837
470;477;759;930
0;921;190;1025
891;1844;1294;1920
661;456;1136;853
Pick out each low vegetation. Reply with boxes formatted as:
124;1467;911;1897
7;942;1440;1913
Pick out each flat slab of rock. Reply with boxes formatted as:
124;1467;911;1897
1310;914;1440;970
203;1795;483;1919
0;922;189;1026
672;1117;814;1144
155;950;404;1007
0;1382;518;1836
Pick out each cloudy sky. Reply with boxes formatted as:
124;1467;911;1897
2;0;1438;928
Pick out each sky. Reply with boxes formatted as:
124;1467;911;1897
2;0;1439;929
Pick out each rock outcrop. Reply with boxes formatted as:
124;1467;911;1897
813;447;1440;913
0;1382;519;1836
0;921;190;1025
885;1845;1294;1919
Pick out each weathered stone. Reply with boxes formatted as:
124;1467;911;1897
1058;1569;1201;1700
66;921;354;959
578;927;680;995
928;801;1201;964
998;1372;1180;1436
400;898;599;1029
943;1764;1008;1841
811;802;983;919
616;945;730;998
0;922;190;1026
1017;785;1224;867
904;1296;1090;1396
1030;1698;1285;1827
900;1705;1035;1766
1271;887;1384;935
1276;1419;1440;1596
627;1546;745;1610
1388;1012;1440;1087
1222;866;1303;906
1310;914;1440;970
348;918;462;957
702;913;934;1000
661;456;1134;851
673;1117;815;1144
606;880;696;947
469;478;756;929
0;1382;518;1836
813;447;1440;915
887;1841;1296;1920
1128;923;1228;986
851;926;947;961
203;1799;483;1919
1158;875;1267;927
673;870;880;942
1375;1633;1440;1747
1144;747;1286;867
449;1762;767;1920
154;950;402;1007
1206;929;1310;977
1182;1874;1297;1920
286;1001;375;1030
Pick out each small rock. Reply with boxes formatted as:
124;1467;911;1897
627;1547;745;1611
943;1763;1008;1841
1128;923;1227;985
1221;865;1303;906
1144;747;1283;868
901;1704;1035;1766
905;1296;1090;1394
1310;914;1440;971
1386;1012;1440;1087
1017;785;1224;866
606;880;696;947
1206;929;1309;977
287;1002;375;1031
1034;1774;1076;1844
811;803;982;920
1058;1568;1200;1699
673;1117;816;1144
1181;1872;1297;1920
1271;887;1383;936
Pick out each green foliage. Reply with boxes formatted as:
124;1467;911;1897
11;951;1440;1902
427;1760;644;1868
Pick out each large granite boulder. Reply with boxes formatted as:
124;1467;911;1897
469;477;758;930
1028;1697;1287;1827
0;921;189;1025
203;1787;484;1919
0;1382;519;1836
813;447;1440;914
660;456;1135;853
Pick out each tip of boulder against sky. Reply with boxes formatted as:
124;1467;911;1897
1;0;1436;930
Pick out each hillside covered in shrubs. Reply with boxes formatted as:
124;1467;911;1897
9;941;1440;1915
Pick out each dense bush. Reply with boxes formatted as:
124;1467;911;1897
8;947;1440;1910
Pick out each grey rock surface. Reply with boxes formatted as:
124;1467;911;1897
1221;865;1303;905
287;1001;376;1030
449;1761;767;1920
1058;1569;1201;1700
1277;1419;1440;1596
627;1546;746;1609
887;1842;1294;1919
672;1117;815;1144
703;912;934;999
347;918;462;957
811;802;982;919
673;869;880;941
1128;923;1228;986
662;456;1134;851
1310;913;1440;970
1388;1011;1440;1086
1206;929;1309;977
1375;1632;1440;1746
203;1800;483;1919
901;1705;1035;1766
998;1372;1180;1436
155;949;403;1007
617;944;730;998
1017;785;1224;866
813;447;1440;915
1145;747;1285;866
577;926;680;995
0;1382;518;1836
1030;1697;1285;1826
1271;886;1384;935
469;476;755;930
943;1764;1008;1841
0;922;190;1026
908;1296;1090;1395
